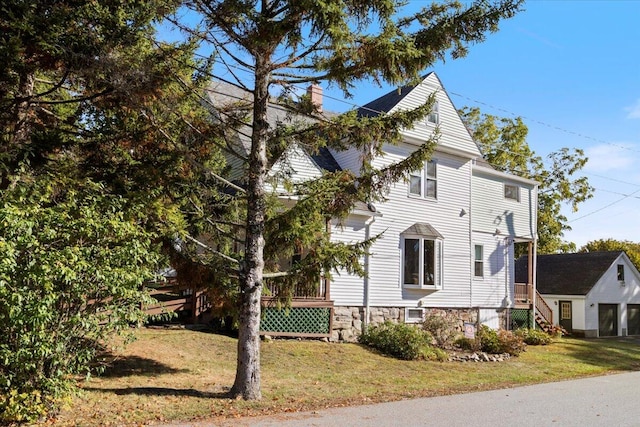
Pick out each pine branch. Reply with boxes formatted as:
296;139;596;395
185;234;240;265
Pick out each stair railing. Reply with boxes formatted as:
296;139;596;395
535;290;553;326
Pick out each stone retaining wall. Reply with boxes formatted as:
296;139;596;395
331;306;491;342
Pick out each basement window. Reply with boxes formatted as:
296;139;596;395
405;308;425;323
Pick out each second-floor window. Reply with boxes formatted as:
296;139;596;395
409;160;437;199
618;264;625;281
504;183;520;202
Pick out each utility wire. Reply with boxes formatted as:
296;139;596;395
183;51;640;220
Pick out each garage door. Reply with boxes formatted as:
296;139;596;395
628;304;640;335
598;304;618;337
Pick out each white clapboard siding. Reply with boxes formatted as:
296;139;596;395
391;73;480;159
325;73;537;312
328;217;369;305
329;145;475;308
328;145;362;176
268;144;324;194
471;166;537;239
329;73;480;175
584;254;640;332
470;231;513;307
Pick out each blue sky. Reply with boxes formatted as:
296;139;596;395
169;1;640;249
322;1;640;249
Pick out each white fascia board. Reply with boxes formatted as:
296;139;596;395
402;134;480;160
473;164;539;187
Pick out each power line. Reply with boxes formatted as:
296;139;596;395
188;52;640;220
447;90;640;156
569;187;640;223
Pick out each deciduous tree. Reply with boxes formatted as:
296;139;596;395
0;1;222;420
460;107;593;254
580;239;640;270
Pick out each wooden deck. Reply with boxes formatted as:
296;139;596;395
262;278;333;307
144;281;210;322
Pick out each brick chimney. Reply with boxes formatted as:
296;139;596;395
307;84;323;112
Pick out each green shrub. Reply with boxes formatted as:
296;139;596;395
477;325;501;354
497;329;526;356
422;313;459;348
515;328;552;345
0;180;162;423
477;325;526;356
359;321;444;360
454;336;480;352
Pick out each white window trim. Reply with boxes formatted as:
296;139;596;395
427;101;439;125
504;183;520;202
401;234;443;290
409;170;422;196
405;307;426;323
617;264;625;282
473;244;484;279
408;160;437;200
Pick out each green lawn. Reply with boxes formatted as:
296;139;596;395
49;328;640;426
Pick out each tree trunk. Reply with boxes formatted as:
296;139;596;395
230;58;271;400
10;71;35;147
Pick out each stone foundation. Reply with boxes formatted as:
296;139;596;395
422;307;480;335
331;306;402;342
331;306;499;342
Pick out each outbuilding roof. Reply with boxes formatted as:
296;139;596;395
515;251;625;295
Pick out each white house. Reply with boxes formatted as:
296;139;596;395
516;251;640;337
321;73;539;340
204;74;540;341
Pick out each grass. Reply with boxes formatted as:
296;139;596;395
46;328;640;426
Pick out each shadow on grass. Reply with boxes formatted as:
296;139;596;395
99;355;189;378
84;386;230;399
561;337;640;371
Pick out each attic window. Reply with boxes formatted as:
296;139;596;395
427;101;439;124
618;264;625;281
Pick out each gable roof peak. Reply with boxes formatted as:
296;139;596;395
357;72;436;118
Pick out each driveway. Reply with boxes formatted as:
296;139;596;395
165;370;640;427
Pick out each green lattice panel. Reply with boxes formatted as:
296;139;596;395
510;309;532;329
261;307;331;335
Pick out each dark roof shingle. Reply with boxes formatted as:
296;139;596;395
515;251;624;295
356;72;434;118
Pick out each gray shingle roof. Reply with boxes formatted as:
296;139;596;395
310;147;341;172
515;251;624;295
357;72;434;118
401;223;444;239
205;81;341;173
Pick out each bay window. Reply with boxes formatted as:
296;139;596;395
401;223;443;289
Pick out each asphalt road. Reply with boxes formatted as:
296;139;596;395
174;371;640;427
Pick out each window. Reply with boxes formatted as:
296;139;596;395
405;308;425;323
504;183;520;201
408;160;437;199
425;160;437;198
474;244;484;278
409;170;422;196
403;238;435;286
427;101;439;124
401;223;443;289
618;264;625;281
